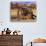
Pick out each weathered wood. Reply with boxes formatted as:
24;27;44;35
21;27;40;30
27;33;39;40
0;35;23;46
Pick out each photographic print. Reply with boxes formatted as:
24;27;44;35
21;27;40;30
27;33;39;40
10;1;37;22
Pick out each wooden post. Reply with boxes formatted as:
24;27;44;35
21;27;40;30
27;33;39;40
31;42;32;46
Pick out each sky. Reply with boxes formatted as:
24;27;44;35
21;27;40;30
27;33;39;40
0;0;46;46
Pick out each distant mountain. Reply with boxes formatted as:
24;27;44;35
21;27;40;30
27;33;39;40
32;38;46;43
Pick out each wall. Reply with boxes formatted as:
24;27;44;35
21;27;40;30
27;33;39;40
0;0;46;46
